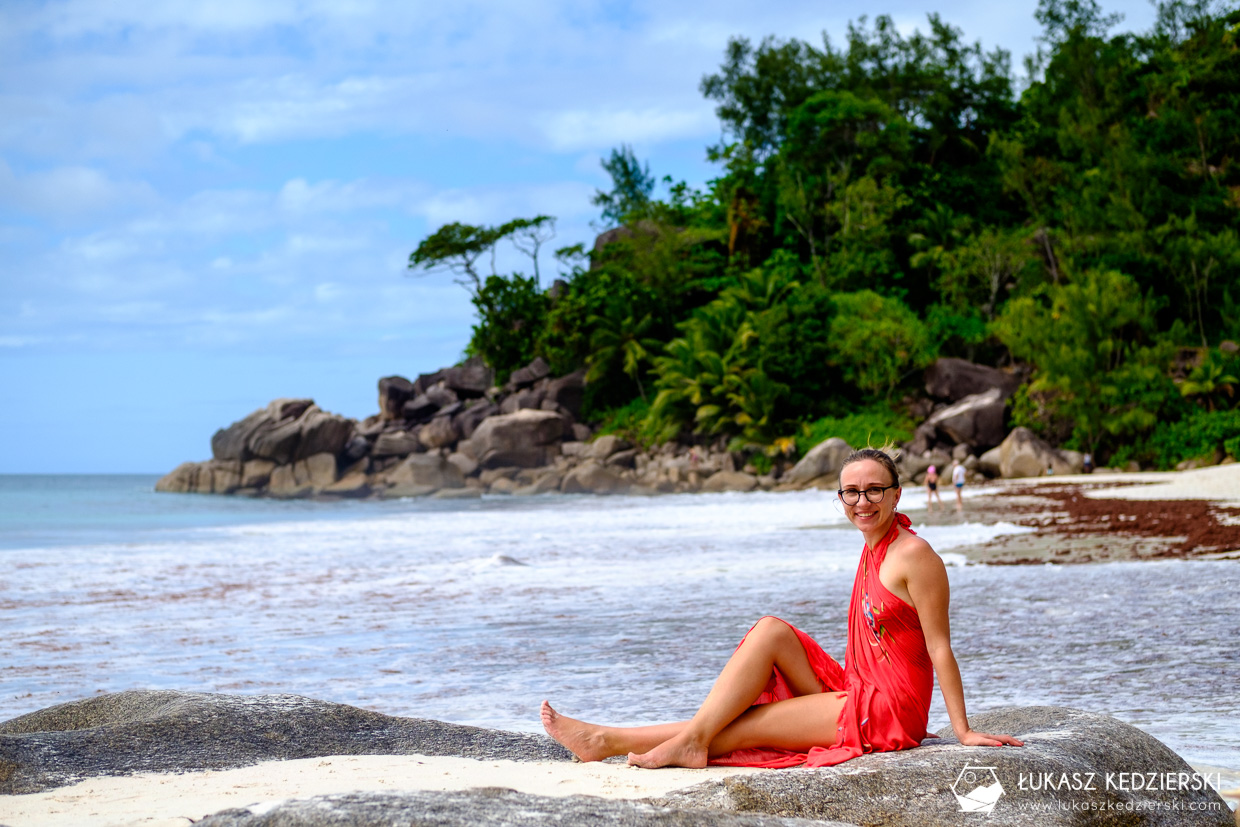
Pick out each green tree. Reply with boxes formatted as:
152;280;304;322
1179;348;1239;411
993;268;1177;454
1152;215;1240;347
586;304;662;402
829;290;934;399
408;222;506;292
913;225;1038;321
404;1;1240;463
410;216;559;293
592;145;657;226
499;215;556;288
821;175;910;290
467;275;549;383
646;266;800;443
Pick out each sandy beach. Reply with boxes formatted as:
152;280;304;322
0;754;765;827
3;465;1238;826
920;464;1240;565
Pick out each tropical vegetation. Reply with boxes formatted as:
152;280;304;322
408;0;1240;470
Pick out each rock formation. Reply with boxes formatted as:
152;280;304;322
661;706;1232;826
997;427;1084;478
781;437;852;489
0;690;568;795
157;355;1156;498
154;358;791;498
925;357;1022;403
916;388;1008;454
1;692;1229;826
197;789;842;826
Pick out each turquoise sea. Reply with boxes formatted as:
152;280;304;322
1;474;1237;787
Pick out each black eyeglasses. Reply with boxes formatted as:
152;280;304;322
837;484;898;505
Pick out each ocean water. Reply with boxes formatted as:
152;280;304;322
1;475;1237;777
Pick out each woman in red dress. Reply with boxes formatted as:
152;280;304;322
541;448;1023;768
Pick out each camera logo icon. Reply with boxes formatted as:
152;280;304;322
952;763;1004;814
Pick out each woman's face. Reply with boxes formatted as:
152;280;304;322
839;458;901;534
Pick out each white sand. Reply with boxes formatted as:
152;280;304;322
0;754;766;827
1088;463;1240;505
992;463;1240;505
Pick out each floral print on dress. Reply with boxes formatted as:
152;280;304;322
860;550;892;663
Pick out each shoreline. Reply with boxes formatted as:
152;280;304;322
916;465;1240;565
3;469;1238;825
9;467;1240;566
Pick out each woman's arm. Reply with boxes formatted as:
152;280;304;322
901;541;1024;748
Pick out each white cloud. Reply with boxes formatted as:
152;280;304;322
286;233;368;255
0;0;724;159
127;189;273;238
276;177;425;215
0;335;46;347
58;236;136;264
95;301;171;323
415;181;596;228
2;0;1163;166
217;74;433;144
3;167;590;356
0;160;158;221
542;107;716;152
35;0;305;38
313;282;344;303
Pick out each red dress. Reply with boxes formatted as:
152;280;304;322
710;513;934;768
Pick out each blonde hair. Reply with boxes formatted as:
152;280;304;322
840;443;901;488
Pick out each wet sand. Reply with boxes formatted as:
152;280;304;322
916;465;1240;565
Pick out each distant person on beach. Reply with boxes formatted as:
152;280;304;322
1083;453;1094;474
951;460;966;511
924;465;942;512
541;448;1023;769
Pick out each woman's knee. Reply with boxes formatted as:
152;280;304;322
749;616;795;645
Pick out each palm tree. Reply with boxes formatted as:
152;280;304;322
586;305;662;402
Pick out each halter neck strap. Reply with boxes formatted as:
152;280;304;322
866;512;915;557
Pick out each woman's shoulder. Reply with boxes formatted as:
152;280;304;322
888;529;942;573
891;527;934;555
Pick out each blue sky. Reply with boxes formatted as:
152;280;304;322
1;0;1157;473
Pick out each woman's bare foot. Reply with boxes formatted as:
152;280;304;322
541;701;614;762
627;732;708;769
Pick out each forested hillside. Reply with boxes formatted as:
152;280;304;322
410;0;1240;470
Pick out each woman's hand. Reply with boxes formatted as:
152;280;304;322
958;729;1024;747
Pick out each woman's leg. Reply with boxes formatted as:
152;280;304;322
627;616;824;768
541;701;686;761
708;690;846;756
543;616;824;764
542;689;847;763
